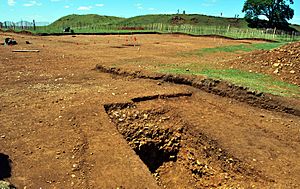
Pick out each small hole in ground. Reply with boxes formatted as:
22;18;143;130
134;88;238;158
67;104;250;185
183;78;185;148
136;141;177;173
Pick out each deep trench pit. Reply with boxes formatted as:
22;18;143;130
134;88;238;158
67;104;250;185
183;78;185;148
105;104;183;173
104;99;271;188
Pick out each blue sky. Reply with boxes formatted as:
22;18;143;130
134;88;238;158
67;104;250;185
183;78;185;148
2;0;300;24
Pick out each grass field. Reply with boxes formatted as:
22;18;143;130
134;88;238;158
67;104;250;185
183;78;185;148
186;42;287;56
47;14;249;29
30;25;299;42
50;14;125;28
15;14;298;42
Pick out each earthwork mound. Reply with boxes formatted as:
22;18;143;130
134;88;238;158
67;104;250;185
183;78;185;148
231;41;300;86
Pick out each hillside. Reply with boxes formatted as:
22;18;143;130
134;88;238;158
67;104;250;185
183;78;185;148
49;14;125;27
291;24;300;31
118;14;249;28
49;14;249;28
48;14;300;33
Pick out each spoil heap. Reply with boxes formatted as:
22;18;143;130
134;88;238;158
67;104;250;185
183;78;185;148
231;42;300;86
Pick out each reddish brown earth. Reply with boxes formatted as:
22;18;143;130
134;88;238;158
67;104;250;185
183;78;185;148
0;32;300;188
228;42;300;86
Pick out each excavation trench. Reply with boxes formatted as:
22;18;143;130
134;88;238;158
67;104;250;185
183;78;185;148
104;96;271;188
105;100;183;173
96;64;300;117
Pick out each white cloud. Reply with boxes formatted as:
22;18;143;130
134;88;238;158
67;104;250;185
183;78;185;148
50;0;61;2
23;0;42;7
95;4;104;7
64;5;70;8
77;6;92;11
148;8;155;11
8;0;16;6
134;3;143;10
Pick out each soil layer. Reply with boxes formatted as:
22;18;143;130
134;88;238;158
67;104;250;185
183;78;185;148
0;32;299;188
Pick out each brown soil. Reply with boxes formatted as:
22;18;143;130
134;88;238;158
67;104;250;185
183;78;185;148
105;99;271;188
228;42;300;86
171;16;186;24
95;64;300;116
0;32;300;188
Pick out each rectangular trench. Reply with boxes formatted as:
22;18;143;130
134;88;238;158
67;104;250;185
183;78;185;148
103;94;272;188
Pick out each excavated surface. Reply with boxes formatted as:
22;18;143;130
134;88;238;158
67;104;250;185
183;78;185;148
228;42;300;86
0;32;300;188
106;100;273;188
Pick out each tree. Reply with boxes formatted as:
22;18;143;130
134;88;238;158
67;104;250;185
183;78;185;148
242;0;294;29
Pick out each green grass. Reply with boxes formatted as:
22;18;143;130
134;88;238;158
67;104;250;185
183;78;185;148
47;14;249;29
49;14;125;28
117;14;249;28
45;13;300;33
190;42;287;56
32;26;148;34
22;14;300;42
160;68;300;98
31;24;300;42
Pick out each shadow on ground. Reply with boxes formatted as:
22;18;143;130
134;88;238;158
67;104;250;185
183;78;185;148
0;153;12;180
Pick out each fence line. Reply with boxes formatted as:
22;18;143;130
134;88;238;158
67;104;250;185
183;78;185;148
1;20;299;41
0;21;49;30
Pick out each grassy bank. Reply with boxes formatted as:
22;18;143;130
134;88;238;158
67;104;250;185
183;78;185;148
160;68;300;98
187;42;287;57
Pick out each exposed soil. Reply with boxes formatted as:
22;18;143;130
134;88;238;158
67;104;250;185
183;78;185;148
0;32;300;188
228;42;300;86
95;64;300;117
105;100;271;188
171;16;186;24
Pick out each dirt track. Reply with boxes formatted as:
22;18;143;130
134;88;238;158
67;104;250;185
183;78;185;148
0;32;300;188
